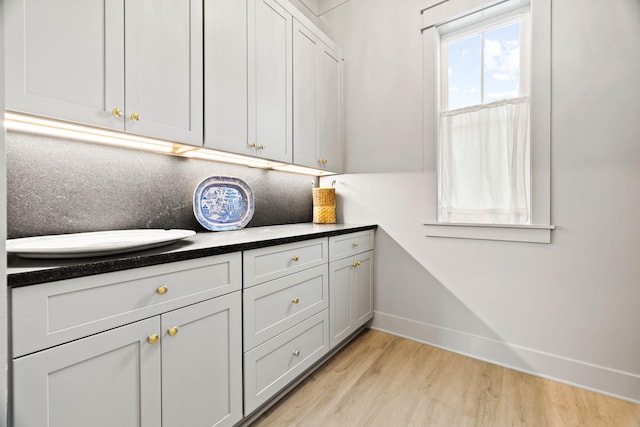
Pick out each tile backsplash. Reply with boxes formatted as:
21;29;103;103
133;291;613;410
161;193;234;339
7;132;315;239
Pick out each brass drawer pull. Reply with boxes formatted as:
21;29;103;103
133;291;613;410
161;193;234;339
352;242;359;248
291;256;299;262
351;261;361;268
291;297;300;304
156;286;168;295
292;350;300;357
167;327;179;337
147;334;159;344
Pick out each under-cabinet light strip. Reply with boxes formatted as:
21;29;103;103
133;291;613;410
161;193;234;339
3;112;336;176
4;112;176;153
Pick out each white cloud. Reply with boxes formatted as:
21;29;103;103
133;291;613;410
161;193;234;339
484;38;520;77
450;86;460;93
469;88;478;94
448;67;453;75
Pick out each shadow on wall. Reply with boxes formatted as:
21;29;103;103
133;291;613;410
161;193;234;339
6;132;315;238
371;228;640;403
373;228;506;344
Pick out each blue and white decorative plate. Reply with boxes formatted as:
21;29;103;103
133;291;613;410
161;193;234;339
193;176;255;231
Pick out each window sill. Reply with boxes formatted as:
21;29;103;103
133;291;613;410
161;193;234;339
423;222;555;243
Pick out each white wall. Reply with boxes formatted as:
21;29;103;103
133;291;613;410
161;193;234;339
319;0;640;402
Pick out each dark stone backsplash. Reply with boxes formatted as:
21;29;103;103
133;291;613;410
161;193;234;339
7;132;316;239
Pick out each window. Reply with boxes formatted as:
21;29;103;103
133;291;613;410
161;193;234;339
439;6;531;225
421;0;553;243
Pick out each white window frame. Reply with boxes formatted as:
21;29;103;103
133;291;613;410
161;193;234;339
421;0;553;243
439;8;530;111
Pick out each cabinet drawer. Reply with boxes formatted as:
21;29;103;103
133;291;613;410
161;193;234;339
244;309;329;414
12;252;241;357
244;265;328;350
243;238;328;288
329;230;375;261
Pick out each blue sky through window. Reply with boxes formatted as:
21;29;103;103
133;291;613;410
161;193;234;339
446;21;521;110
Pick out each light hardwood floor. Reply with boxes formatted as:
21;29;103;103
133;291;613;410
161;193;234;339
252;329;640;427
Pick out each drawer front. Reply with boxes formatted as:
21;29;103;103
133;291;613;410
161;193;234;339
244;309;329;414
243;238;328;288
329;230;375;261
12;252;241;357
244;265;328;350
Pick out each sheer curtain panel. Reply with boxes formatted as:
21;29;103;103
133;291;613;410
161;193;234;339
438;97;531;224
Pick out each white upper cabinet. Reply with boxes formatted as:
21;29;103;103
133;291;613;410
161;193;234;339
248;0;293;163
317;44;342;171
5;0;203;146
292;21;318;168
293;20;343;172
5;0;124;131
205;0;295;163
204;0;248;153
124;0;203;145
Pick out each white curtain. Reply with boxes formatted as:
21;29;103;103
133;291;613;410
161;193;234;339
438;97;530;224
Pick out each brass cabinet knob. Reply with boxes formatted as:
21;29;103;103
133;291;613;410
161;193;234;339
130;112;140;121
291;297;300;304
156;286;168;295
352;242;359;248
168;327;179;337
248;143;257;148
112;108;123;117
257;144;265;150
351;261;361;268
292;350;300;357
318;159;328;165
147;334;159;344
291;256;299;262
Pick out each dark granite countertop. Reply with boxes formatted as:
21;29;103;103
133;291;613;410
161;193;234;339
7;223;377;287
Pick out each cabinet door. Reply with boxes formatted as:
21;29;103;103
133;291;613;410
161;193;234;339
125;0;203;145
317;44;343;172
161;292;242;427
5;0;125;130
12;317;161;427
329;256;354;348
292;20;318;168
353;250;374;327
248;0;293;162
329;251;374;349
204;0;248;153
292;19;342;172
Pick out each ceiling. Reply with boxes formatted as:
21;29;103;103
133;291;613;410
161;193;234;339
299;0;351;16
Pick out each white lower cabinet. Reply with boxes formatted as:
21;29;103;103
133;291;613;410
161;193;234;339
242;238;332;415
329;249;374;349
243;264;329;349
11;229;376;425
244;310;329;413
11;254;243;427
13;293;242;427
161;292;243;427
13;317;162;427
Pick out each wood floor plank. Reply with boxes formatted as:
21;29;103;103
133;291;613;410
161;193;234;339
251;329;640;427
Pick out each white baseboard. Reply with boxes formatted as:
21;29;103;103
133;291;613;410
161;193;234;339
371;311;640;404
